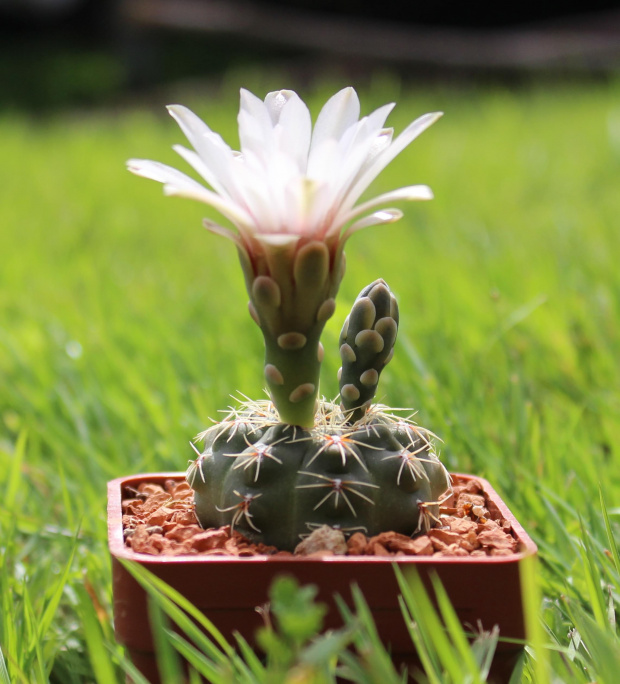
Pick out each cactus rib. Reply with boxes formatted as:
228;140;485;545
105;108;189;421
189;283;450;551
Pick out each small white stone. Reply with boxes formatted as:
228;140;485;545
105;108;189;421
294;525;347;556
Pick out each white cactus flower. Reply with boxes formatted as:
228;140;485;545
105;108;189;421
128;87;441;427
128;87;441;254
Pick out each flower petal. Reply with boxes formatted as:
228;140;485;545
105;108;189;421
238;89;274;158
339;184;434;227
162;184;255;235
264;90;296;125
255;233;301;247
168;104;244;202
274;92;312;173
310;87;360;153
311;105;395;212
129;89;438;252
341;208;403;243
345;111;442;208
203;218;243;246
128;158;256;235
167;104;232;156
172;144;228;197
127;158;207;192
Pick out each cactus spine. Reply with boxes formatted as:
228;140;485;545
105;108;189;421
189;281;450;551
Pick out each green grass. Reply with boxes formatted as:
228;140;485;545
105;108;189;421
1;74;620;681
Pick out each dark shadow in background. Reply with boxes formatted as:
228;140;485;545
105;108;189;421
1;0;619;111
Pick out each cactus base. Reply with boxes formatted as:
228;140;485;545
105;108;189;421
188;397;451;552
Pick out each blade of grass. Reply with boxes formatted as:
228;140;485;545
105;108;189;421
37;537;78;646
165;632;228;683
599;485;620;576
520;555;549;684
233;633;266;680
0;648;9;684
122;560;256;682
468;625;500;681
113;648;151;684
121;560;235;662
578;521;608;631
74;585;118;684
397;594;441;684
299;624;355;669
22;589;46;684
334;590;402;684
396;566;467;683
4;431;26;511
430;574;488;682
562;599;620;682
148;599;184;684
55;455;76;532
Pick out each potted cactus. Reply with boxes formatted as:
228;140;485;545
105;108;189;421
109;87;537;681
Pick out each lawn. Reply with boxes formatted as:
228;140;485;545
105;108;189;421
1;74;619;681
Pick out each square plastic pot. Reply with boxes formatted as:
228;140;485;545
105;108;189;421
109;472;537;683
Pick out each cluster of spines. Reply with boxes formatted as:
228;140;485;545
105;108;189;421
186;279;450;550
187;397;450;549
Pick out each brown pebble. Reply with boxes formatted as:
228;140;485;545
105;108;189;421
367;541;391;556
138;483;165;496
121;476;519;559
457;492;486;509
436;543;469;557
407;535;434;555
128;526;151;553
121;499;143;515
147;506;175;527
191;529;229;552
463;479;485;494
166;524;203;542
446;516;478;535
428;528;464;547
347;532;368;555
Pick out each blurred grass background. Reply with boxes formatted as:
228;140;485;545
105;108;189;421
1;2;620;680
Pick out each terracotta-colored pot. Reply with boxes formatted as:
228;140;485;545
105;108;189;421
109;472;537;683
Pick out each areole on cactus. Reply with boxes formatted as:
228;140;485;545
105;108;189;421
129;86;450;550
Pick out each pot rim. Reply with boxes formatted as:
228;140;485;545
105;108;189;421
108;471;537;564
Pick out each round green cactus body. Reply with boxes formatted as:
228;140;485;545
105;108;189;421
188;399;450;551
188;280;450;551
